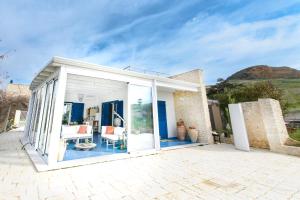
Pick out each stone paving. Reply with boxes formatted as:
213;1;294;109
1;131;300;200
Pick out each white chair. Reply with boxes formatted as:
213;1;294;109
61;125;93;144
101;126;126;148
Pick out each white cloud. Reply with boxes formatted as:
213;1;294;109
82;8;300;84
1;0;300;85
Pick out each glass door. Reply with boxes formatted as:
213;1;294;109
44;79;58;155
128;84;155;151
37;79;57;155
32;87;46;147
37;83;50;152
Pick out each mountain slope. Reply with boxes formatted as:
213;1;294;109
227;65;300;80
226;65;300;112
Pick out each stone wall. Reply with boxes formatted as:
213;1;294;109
6;84;30;97
170;70;213;144
239;98;300;157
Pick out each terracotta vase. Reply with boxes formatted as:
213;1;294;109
177;125;186;141
188;128;198;143
177;119;185;127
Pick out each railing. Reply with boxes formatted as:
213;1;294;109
123;66;170;77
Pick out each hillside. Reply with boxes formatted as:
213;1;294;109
226;65;300;113
227;65;300;80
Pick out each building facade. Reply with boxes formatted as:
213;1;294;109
23;57;212;170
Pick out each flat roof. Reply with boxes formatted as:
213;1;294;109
30;56;201;90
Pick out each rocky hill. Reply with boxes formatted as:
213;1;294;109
225;65;300;113
227;65;300;80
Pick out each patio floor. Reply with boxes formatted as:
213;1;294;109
64;135;192;161
2;131;300;200
63;134;127;161
160;137;192;148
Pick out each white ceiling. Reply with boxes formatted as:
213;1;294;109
66;74;127;95
65;74;175;100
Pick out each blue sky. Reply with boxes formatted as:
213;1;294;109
1;0;300;85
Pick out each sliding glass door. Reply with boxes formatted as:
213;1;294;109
32;84;47;149
37;79;58;155
128;84;155;151
44;79;58;155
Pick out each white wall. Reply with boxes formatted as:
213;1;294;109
157;90;177;138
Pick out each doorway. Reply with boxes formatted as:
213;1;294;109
158;100;168;139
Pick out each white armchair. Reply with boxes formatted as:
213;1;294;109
101;126;126;148
61;125;93;144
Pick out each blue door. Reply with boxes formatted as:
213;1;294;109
157;101;168;139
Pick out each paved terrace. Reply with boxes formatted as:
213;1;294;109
1;131;300;200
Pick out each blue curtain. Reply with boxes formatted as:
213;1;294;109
101;100;123;127
70;102;84;124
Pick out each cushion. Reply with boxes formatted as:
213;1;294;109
78;125;87;134
61;125;78;135
114;127;125;136
103;134;119;141
106;126;114;135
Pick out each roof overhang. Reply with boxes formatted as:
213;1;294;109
29;59;60;90
30;56;202;91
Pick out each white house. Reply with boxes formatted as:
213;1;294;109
22;57;212;171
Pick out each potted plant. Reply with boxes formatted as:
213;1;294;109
177;119;187;141
188;126;198;143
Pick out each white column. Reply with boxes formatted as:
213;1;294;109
152;80;160;150
228;103;250;151
126;83;132;153
47;66;67;166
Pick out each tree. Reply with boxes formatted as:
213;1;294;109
232;81;288;112
0;39;16;60
0;39;23;132
0;86;29;132
0;72;9;90
217;78;224;83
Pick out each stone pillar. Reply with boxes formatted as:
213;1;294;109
234;98;300;157
241;101;270;149
258;99;289;151
170;70;213;144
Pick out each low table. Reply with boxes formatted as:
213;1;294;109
75;143;97;151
